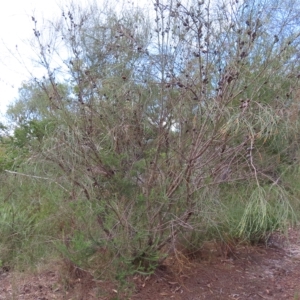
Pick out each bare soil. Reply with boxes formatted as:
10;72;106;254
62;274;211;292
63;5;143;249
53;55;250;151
1;229;300;300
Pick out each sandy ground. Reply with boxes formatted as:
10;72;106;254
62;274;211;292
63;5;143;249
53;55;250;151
1;229;300;300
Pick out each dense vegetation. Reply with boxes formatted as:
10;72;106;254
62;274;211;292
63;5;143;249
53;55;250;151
1;0;300;292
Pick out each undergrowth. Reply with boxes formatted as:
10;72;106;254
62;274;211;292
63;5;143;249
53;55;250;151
0;166;298;284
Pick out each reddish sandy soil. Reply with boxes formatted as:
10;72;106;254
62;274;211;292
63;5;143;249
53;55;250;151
1;229;300;300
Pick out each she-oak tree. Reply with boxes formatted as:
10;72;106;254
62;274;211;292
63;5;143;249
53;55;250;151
5;0;300;269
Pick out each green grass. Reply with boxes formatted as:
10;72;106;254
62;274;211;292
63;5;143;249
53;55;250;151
0;161;299;288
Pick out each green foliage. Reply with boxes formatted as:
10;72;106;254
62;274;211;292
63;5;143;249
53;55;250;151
56;231;97;268
0;171;67;268
238;186;293;243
